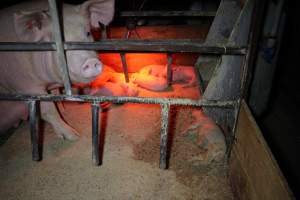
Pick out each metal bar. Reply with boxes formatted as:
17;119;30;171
120;53;130;82
159;104;170;169
167;53;172;85
65;41;247;54
118;10;216;17
243;0;268;99
28;100;41;161
0;94;237;107
48;0;72;95
0;42;56;51
0;41;247;54
91;103;101;166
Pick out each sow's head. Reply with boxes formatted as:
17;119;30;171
13;0;115;83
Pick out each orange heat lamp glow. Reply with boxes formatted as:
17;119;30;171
98;53;199;72
98;53;167;73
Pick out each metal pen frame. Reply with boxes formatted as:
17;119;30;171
0;0;257;169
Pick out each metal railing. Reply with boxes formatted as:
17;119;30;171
0;0;255;169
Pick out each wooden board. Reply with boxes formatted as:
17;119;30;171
229;100;294;200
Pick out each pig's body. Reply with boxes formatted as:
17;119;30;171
90;82;138;97
89;69;139;97
0;101;28;133
0;0;115;139
131;64;197;91
172;65;197;86
132;74;168;91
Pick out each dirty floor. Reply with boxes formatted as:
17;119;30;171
0;101;233;200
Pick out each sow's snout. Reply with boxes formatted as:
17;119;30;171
81;58;103;79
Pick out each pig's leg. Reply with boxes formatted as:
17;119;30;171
40;102;79;140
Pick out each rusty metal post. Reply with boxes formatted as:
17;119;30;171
28;100;41;161
92;102;101;166
159;104;170;169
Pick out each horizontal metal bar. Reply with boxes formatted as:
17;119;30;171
0;94;237;108
0;41;247;54
66;41;246;54
118;10;216;17
0;42;56;51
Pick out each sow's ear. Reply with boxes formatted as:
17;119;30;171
14;11;51;42
80;0;115;28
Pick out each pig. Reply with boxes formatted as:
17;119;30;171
131;64;168;91
131;73;168;92
0;101;28;133
182;109;227;165
0;0;115;140
88;69;139;97
89;82;139;97
132;64;197;91
138;64;167;78
172;65;198;87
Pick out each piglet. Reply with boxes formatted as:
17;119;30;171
139;64;167;78
132;73;168;91
172;65;197;87
90;82;139;97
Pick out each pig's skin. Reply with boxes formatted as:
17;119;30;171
132;64;197;91
133;64;168;91
90;82;139;97
0;0;115;140
139;64;167;78
0;101;28;134
90;82;126;96
132;73;168;91
138;64;196;86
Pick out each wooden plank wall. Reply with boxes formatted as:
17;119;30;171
229;101;294;200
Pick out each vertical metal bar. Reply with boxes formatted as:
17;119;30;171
229;0;263;158
48;0;72;95
92;102;101;166
160;104;170;169
167;53;173;85
28;100;41;161
120;53;130;82
243;0;268;100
